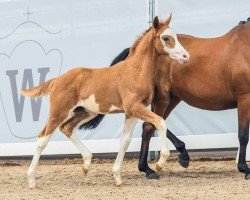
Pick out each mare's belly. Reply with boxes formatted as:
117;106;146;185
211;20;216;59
172;88;237;111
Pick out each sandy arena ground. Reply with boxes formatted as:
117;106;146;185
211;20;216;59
0;157;249;200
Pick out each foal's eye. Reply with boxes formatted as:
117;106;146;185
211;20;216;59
162;36;169;42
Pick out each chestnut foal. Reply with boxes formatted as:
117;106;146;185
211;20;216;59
21;15;189;188
108;20;250;180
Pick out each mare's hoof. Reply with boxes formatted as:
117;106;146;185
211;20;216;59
178;154;190;168
146;172;159;179
245;173;250;180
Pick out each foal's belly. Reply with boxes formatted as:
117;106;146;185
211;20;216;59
80;94;123;114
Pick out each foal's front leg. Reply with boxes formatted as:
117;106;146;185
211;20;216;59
125;103;170;173
113;116;138;186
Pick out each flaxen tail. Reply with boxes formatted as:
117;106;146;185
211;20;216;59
20;78;56;98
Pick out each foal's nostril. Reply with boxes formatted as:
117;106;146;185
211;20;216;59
183;54;187;59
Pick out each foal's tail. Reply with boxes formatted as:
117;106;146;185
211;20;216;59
20;78;56;98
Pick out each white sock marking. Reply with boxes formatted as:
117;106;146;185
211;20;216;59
70;133;92;172
113;117;138;185
27;135;51;188
156;119;170;168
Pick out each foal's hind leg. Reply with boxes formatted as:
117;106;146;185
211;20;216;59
27;115;67;188
59;108;97;174
237;95;250;180
27;96;78;188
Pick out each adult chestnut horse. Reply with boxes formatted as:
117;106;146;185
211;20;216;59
21;16;189;188
92;19;250;180
138;20;250;180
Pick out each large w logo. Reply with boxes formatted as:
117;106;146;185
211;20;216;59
6;67;50;122
0;40;62;139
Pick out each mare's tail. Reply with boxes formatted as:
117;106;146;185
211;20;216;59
79;48;130;130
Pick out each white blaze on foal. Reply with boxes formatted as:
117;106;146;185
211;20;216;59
160;28;190;64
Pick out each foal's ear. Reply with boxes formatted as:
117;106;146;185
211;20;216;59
164;13;172;26
153;16;160;29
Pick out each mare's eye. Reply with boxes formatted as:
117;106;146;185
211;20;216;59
162;36;169;42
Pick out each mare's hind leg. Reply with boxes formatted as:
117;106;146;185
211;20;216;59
237;95;250;179
59;107;97;174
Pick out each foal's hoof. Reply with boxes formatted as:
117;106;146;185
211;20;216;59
178;154;190;168
29;182;37;189
82;167;89;175
146;172;159;179
245;173;250;180
156;163;163;172
116;182;124;187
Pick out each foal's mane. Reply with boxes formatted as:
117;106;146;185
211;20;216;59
130;27;152;55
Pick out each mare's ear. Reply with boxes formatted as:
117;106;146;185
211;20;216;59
164;13;172;26
153;16;160;29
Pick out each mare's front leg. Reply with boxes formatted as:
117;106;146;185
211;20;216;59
138;94;189;179
237;95;250;179
113;116;138;186
138;93;170;178
162;96;190;168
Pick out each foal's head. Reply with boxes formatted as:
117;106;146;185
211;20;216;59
153;15;190;64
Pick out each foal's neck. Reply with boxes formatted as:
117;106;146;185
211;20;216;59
130;30;158;81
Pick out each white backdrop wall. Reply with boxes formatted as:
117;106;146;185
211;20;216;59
0;0;249;159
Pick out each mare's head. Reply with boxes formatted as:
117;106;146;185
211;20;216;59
153;15;190;64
